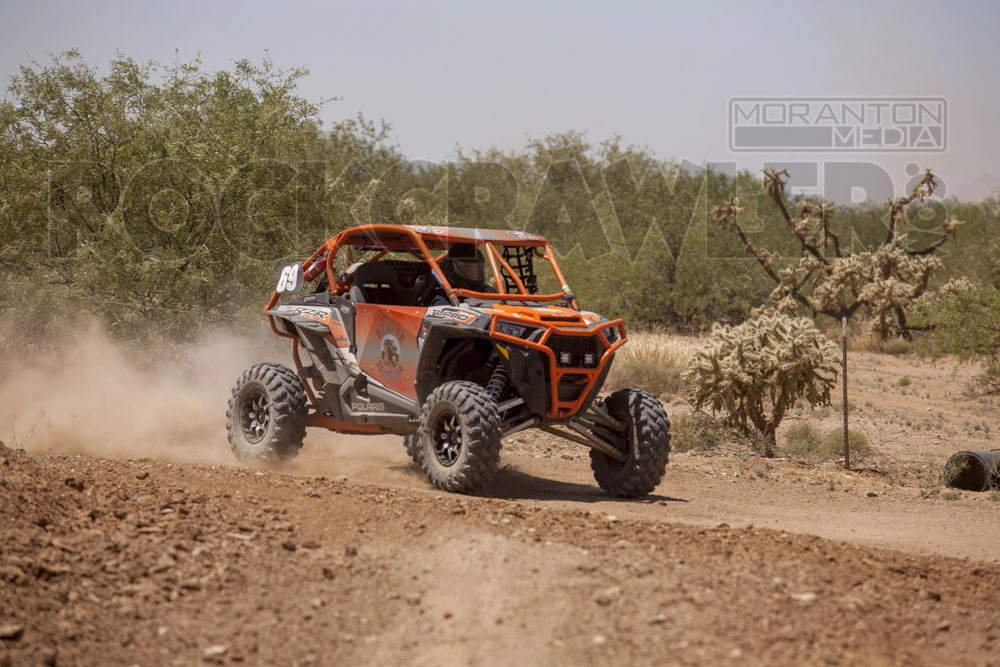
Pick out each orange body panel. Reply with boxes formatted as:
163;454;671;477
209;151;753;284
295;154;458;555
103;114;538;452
354;304;427;401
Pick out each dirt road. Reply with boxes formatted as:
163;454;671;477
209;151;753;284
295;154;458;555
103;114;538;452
3;337;1000;666
3;433;1000;667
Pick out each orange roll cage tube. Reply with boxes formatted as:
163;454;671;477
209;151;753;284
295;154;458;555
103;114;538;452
264;225;581;312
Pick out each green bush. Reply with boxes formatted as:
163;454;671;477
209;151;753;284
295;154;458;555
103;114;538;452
0;51;401;348
918;282;1000;393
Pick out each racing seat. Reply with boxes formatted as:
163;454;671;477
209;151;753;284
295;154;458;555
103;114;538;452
349;261;413;305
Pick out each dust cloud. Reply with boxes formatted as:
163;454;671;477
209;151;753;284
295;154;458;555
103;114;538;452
0;324;424;484
0;326;271;465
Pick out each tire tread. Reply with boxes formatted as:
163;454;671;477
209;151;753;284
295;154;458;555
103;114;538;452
589;388;671;498
226;362;307;462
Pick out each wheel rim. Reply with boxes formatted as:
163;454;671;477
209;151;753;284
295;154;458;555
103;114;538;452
432;409;463;467
240;388;270;444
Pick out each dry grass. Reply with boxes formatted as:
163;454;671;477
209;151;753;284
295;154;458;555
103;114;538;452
882;338;914;356
605;331;697;398
781;420;873;463
670;412;729;453
816;317;912;354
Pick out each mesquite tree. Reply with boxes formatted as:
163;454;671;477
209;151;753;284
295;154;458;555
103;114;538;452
711;167;964;339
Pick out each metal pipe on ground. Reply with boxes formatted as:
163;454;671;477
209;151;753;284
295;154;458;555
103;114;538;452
943;450;1000;492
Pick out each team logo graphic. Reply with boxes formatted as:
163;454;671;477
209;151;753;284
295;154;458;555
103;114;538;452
374;320;406;381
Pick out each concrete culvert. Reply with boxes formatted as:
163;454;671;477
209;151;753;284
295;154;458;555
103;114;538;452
943;450;1000;492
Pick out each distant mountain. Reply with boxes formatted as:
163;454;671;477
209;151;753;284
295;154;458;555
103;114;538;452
954;172;1000;201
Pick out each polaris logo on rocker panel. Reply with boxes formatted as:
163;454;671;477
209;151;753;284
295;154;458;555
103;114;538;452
351;400;386;412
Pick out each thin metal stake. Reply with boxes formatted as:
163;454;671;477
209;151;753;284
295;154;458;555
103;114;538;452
842;316;850;470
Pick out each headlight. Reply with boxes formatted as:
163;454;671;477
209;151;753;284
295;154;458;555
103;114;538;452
602;327;619;344
497;322;528;338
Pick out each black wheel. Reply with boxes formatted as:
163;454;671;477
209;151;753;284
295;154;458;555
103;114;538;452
226;363;307;463
589;389;670;498
403;434;422;467
417;381;501;493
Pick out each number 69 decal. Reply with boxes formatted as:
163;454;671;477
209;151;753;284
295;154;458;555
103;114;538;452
276;263;304;294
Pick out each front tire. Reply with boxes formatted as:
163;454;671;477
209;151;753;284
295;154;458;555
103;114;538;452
417;381;501;493
226;363;307;463
589;389;670;498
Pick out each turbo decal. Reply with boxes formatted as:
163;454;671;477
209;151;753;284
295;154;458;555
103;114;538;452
431;308;477;324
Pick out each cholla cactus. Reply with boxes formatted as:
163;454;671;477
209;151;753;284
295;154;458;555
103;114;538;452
711;167;964;340
684;314;839;456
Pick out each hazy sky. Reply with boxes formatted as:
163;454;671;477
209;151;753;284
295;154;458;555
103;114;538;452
2;0;998;199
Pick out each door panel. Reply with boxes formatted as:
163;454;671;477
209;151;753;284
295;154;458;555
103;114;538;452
354;304;426;400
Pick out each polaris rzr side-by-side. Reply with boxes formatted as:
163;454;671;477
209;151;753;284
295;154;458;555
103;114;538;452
226;225;671;497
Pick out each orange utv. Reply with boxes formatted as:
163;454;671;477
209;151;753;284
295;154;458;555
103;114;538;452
226;225;671;497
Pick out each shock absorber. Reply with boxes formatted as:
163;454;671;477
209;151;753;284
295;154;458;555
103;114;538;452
485;355;509;401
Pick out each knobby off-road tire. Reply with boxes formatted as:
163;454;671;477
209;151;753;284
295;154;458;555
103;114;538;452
226;363;307;463
417;381;502;493
403;434;422;467
590;389;671;498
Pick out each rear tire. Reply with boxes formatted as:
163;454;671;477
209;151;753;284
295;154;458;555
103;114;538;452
403;434;422;467
417;381;501;493
226;363;307;463
589;389;670;498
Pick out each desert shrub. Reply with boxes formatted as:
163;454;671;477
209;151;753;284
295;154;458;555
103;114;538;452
918;281;1000;393
781;422;872;462
604;332;694;397
783;421;823;456
684;314;839;456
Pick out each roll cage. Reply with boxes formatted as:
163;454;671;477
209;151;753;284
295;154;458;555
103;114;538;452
264;224;580;311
